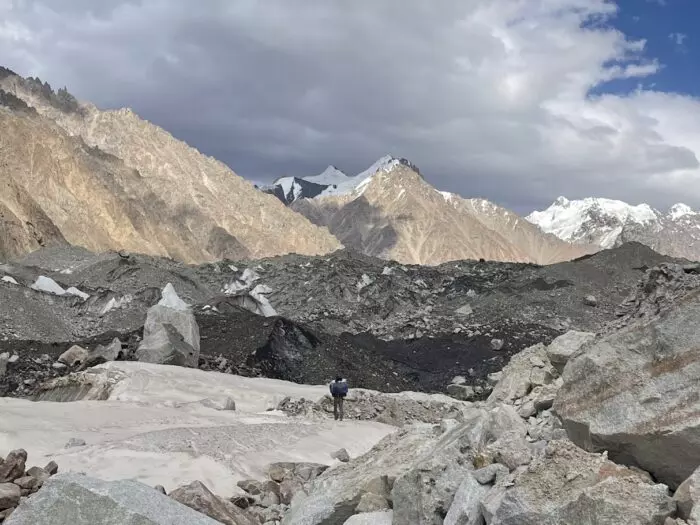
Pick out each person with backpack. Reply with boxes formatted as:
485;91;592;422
329;376;348;421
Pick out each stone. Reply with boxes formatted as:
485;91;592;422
447;384;476;401
269;464;291;483
332;448;351;463
0;483;20;511
199;397;236;411
583;295;598;307
11;477;36;492
65;438;87;449
169;480;257;525
486;372;502;385
43;462;58;476
154;485;167;495
473;464;509;485
480;440;675;525
528;384;559;412
456;304;473;316
343;511;393;525
554;290;700;489
0;508;14;521
490;339;504;351
4;473;221;524
517;401;537;419
444;473;490;525
545;331;595;373
294;463;328;482
57;345;88;368
486;431;532;471
237;479;263;496
25;467;49;488
0;451;27;484
355;493;390;513
674;467;700;523
83;338;123;368
488;344;556;404
279;479;305;506
137;284;200;368
229;495;252;509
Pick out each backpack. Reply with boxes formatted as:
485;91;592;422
331;380;348;397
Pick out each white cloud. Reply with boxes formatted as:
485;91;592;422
669;32;688;46
0;0;699;213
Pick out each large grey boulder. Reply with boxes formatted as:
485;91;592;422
554;289;700;489
674;467;700;523
488;344;556;404
137;283;200;368
4;473;221;524
169;480;256;525
545;330;595;373
343;511;393;525
82;338;123;369
443;473;490;525
0;483;20;511
480;440;676;525
0;450;27;484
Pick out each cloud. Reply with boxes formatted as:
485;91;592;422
669;32;688;47
1;0;700;214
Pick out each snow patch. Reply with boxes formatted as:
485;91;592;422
356;273;374;291
65;287;90;300
157;283;189;311
669;203;697;220
31;276;67;295
304;165;349;186
1;276;18;285
100;295;133;316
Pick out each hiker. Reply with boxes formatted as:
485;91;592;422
329;376;348;421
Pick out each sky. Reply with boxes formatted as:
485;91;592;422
2;0;700;214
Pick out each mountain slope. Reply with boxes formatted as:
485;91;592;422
528;196;700;260
292;164;591;265
0;68;341;262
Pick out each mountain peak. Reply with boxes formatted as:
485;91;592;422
669;203;697;220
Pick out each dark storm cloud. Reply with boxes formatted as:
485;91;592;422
2;0;700;213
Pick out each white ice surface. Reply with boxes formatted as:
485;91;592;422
158;283;189;311
1;276;18;285
30;276;66;295
0;362;394;495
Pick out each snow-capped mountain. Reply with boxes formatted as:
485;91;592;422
528;197;700;260
263;156;419;204
292;163;591;265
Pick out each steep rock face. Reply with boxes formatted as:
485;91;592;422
554;287;700;489
0;70;340;262
528;196;700;260
293;166;590;265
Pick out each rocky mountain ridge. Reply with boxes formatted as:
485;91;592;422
529;196;700;260
0;67;341;262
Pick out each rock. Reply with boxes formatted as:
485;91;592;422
486;371;502;386
444;473;490;525
169;480;257;525
199;397;236;411
554;290;700;489
490;339;504;351
545;331;595;373
517;401;537;419
0;483;20;511
480;440;675;525
43;462;58;476
294;464;328;482
83;338;122;368
0;508;14;521
472;464;509;485
583;295;598;307
355;493;390;513
528;384;559;412
279;479;305;505
332;449;351;463
486;431;532;471
237;480;263;496
488;344;555;404
57;345;89;368
11;477;36;492
674;467;700;523
137;284;200;368
4;473;221;524
0;451;27;484
229;495;252;509
447;384;476;401
23;467;49;490
268;464;291;483
0;352;8;378
155;485;167;495
343;511;393;525
64;438;86;449
52;362;67;370
456;304;473;316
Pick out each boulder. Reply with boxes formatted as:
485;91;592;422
444;473;490;525
82;338;122;368
674;467;700;523
168;480;256;525
137;284;200;368
583;295;598;307
355;493;390;513
4;473;221;524
472;464;509;485
0;450;27;484
490;339;504;351
65;438;87;449
0;352;8;378
545;331;595;373
279;479;306;505
331;448;351;463
25;467;49;488
57;345;88;368
488;344;556;404
343;511;393;525
0;483;20;511
480;440;675;525
237;480;262;496
43;462;58;476
447;384;476;401
554;290;700;489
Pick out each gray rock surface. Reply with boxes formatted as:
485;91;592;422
488;344;556;404
331;448;350;463
4;473;221;524
0;450;26;484
169;480;256;525
83;338;123;368
343;511;393;525
57;345;88;367
480;440;675;525
545;330;595;373
0;483;20;511
554;288;700;489
443;473;490;525
674;467;700;523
